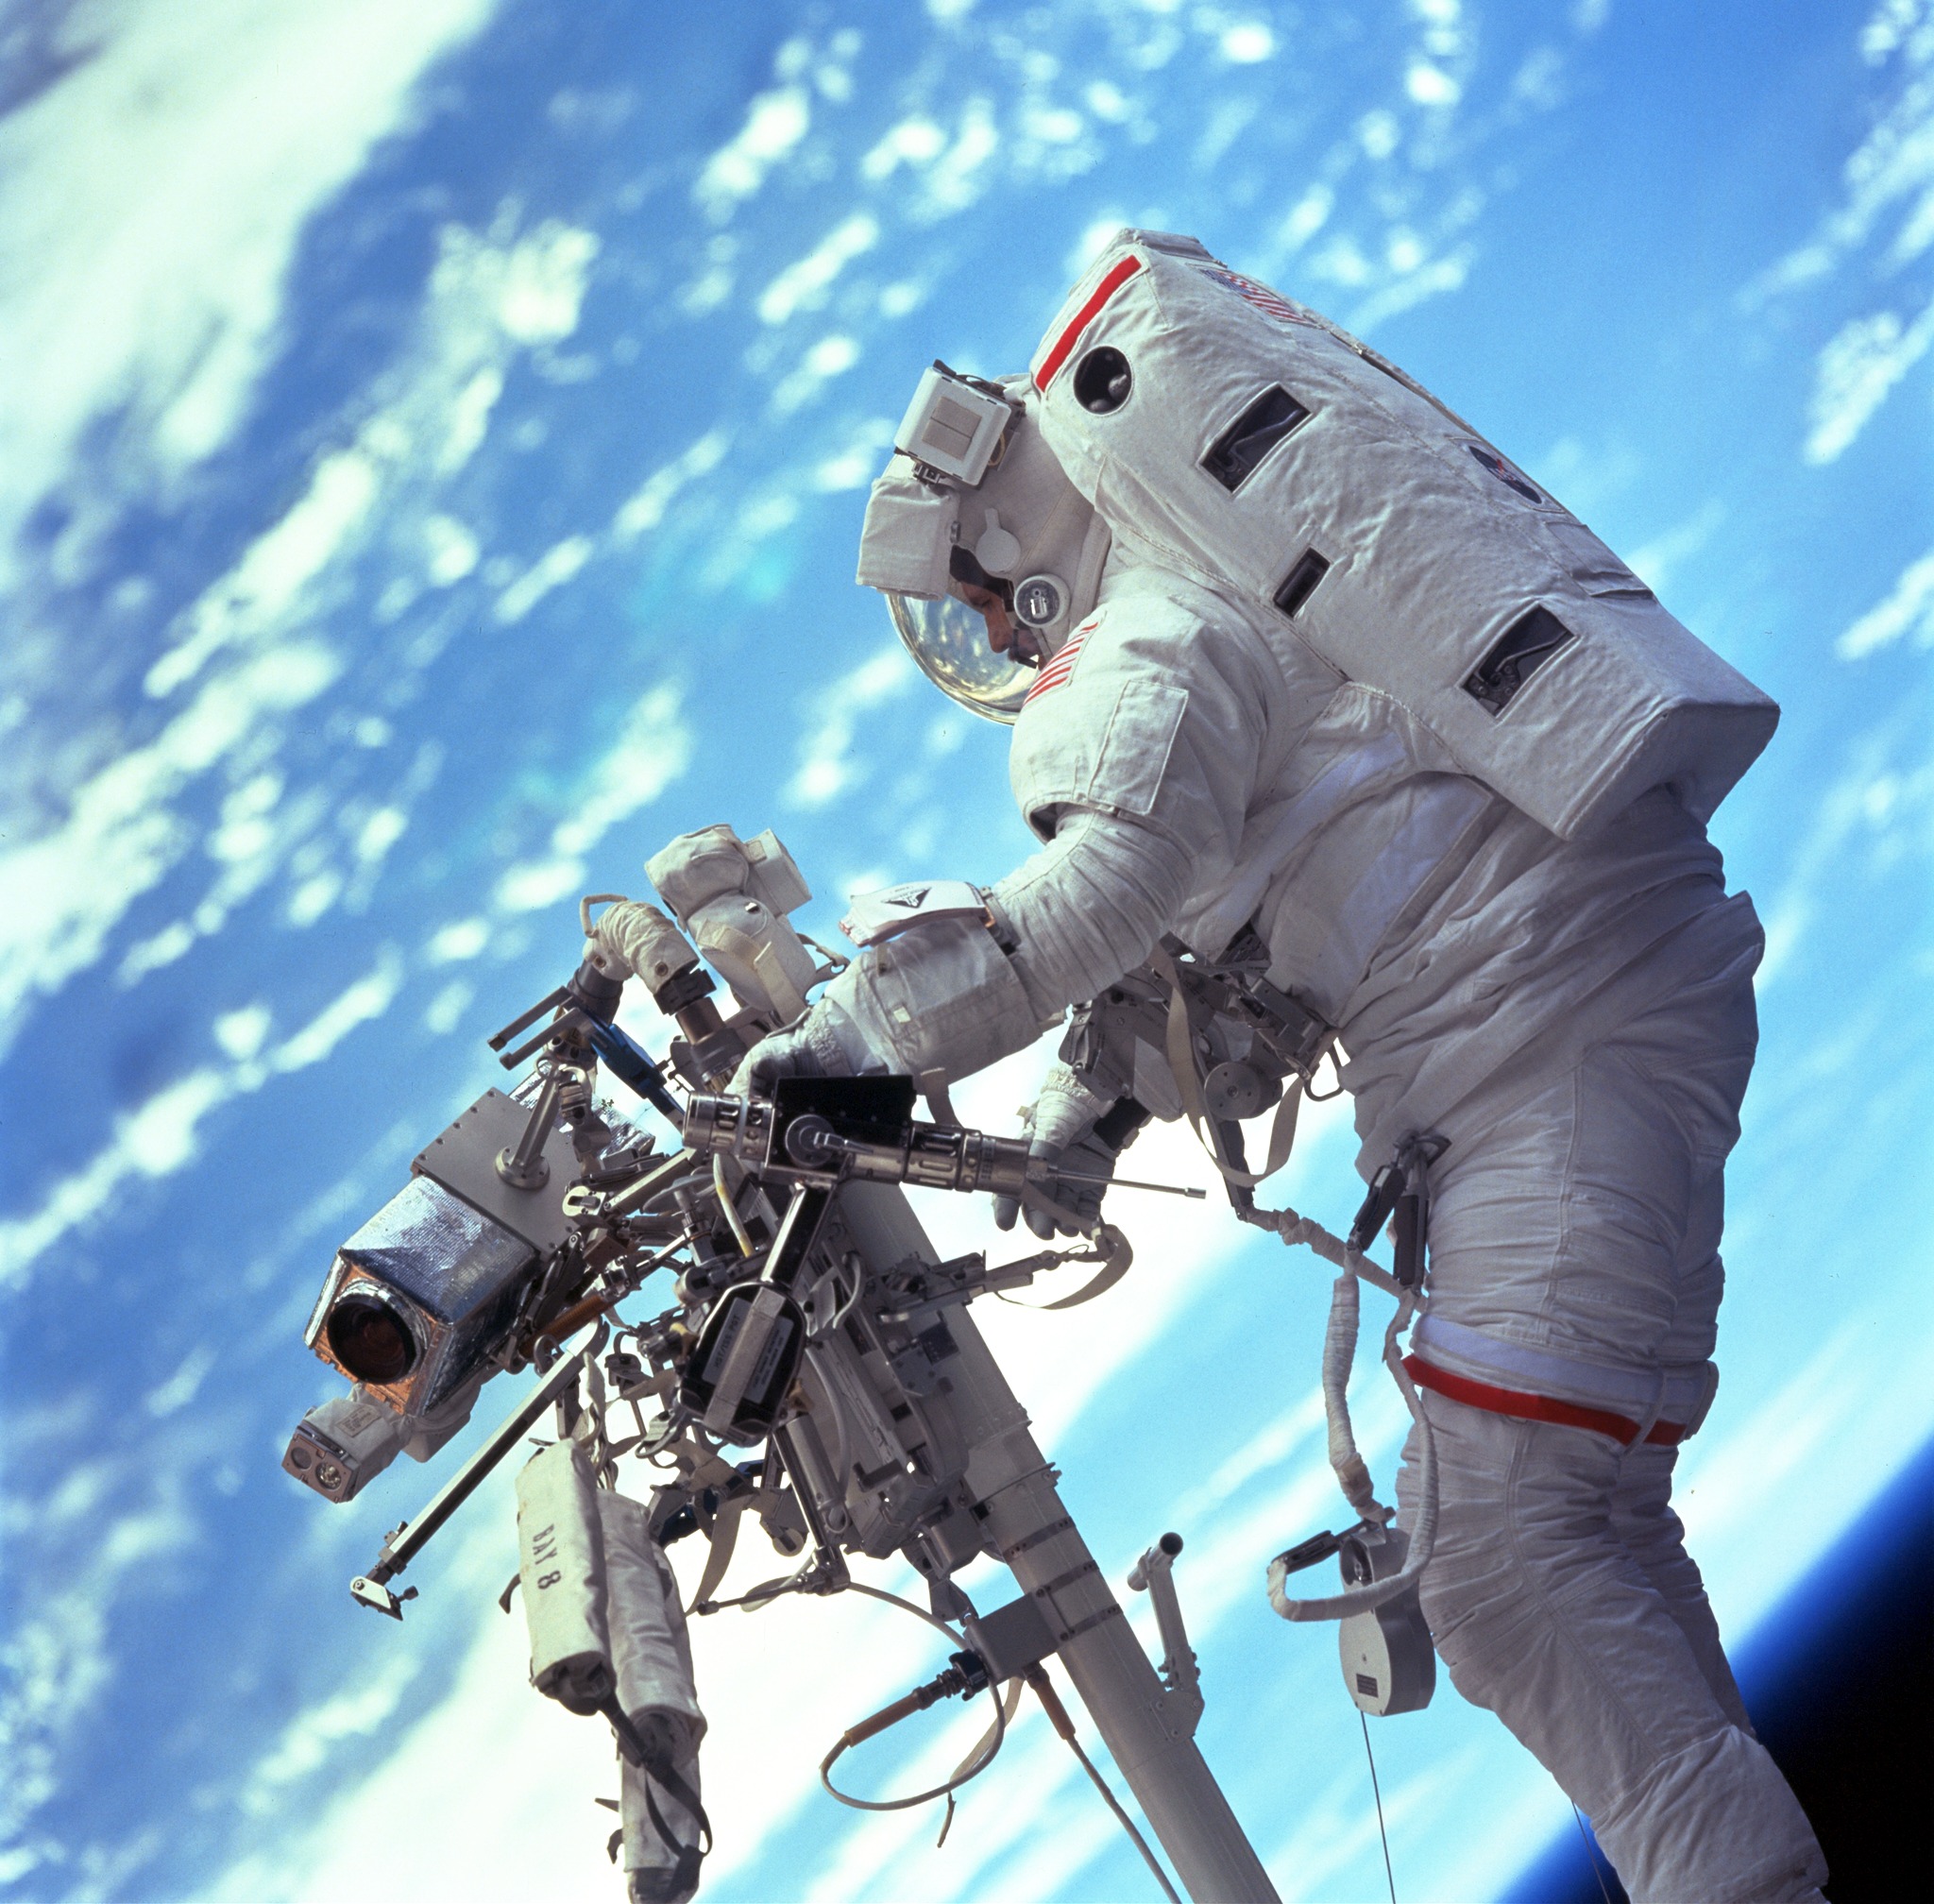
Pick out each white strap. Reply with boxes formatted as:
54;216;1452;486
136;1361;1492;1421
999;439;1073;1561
1146;944;1303;1190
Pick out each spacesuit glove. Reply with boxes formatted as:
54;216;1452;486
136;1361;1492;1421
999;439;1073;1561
993;1062;1123;1240
729;994;883;1099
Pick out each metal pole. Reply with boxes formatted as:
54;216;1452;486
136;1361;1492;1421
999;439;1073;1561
838;1185;1279;1904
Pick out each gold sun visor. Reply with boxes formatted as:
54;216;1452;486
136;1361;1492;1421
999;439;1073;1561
885;591;1034;725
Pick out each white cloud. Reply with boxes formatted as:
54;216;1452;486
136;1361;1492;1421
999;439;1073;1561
860;116;948;181
1280;185;1334;252
241;1672;419;1817
0;0;500;583
550;684;694;858
491;534;595;623
0;1483;197;1864
213;1003;273;1061
611;429;732;543
144;1345;216;1418
1221;23;1277;64
426;918;491;963
1749;17;1934;300
0;642;341;1056
441;367;504;471
491;222;600;344
354;807;407;865
786;646;917;808
771;333;864;416
1676;1292;1934;1634
423;979;474;1035
1357;110;1400;161
494;857;588;914
1838;547;1934;655
0;955;403;1292
488;688;690;915
1347;247;1472;333
1861;0;1930;63
1804;299;1934;462
1624;498;1727;598
757;213;880;325
812;417;896;492
695;86;812;220
145;450;380;696
1405;62;1461;105
1;192;615;1059
266;955;404;1074
924;99;1003;213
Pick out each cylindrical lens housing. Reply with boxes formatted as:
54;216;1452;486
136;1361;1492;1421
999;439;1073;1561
325;1290;418;1385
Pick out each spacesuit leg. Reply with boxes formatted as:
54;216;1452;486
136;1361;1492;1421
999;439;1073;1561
1400;1397;1824;1902
1393;976;1826;1904
1604;1198;1755;1736
1609;1438;1753;1734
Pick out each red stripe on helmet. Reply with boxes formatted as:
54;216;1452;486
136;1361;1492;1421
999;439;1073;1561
1034;255;1143;391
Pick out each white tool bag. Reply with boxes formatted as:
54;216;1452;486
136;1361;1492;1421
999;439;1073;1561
517;1438;619;1714
516;1444;708;1902
602;1489;705;1903
1028;230;1778;840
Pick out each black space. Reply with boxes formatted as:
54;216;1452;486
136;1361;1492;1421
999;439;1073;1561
1506;1432;1934;1903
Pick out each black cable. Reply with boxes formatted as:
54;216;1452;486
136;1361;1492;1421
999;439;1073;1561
1572;1803;1616;1904
1361;1708;1397;1904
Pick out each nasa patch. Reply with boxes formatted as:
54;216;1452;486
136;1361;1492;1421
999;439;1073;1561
1466;442;1543;504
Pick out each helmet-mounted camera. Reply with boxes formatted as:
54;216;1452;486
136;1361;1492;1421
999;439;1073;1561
893;362;1016;487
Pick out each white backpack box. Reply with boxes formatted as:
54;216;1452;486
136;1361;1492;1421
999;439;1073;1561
1028;230;1777;841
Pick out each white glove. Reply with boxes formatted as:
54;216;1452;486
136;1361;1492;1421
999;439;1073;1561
993;1062;1127;1240
728;992;883;1097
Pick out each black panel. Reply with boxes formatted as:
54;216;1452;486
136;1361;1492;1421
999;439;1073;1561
1202;384;1311;490
1272;547;1331;619
771;1073;917;1147
1462;605;1576;715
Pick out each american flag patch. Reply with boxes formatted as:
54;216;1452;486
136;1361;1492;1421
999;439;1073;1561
1023;626;1091;706
1198;265;1315;328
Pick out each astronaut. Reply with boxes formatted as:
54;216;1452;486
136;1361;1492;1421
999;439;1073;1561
741;231;1826;1902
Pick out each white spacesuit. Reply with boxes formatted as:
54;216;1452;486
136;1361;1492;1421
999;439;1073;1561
744;231;1826;1901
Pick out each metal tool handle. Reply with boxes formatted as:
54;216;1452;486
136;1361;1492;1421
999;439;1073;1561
354;1331;602;1613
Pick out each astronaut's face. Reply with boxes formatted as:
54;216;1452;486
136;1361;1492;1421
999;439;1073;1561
951;579;1043;667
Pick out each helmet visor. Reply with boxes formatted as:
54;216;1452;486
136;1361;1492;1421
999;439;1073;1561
886;591;1034;725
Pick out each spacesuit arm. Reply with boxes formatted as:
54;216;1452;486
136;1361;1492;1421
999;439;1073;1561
993;808;1195;1014
745;576;1282;1093
737;807;1195;1095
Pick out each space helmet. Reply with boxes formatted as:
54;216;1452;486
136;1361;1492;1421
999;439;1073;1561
855;363;1111;723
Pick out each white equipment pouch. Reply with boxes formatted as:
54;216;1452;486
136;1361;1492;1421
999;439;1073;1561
1028;230;1778;840
599;1488;705;1747
830;912;1054;1081
599;1490;706;1902
516;1440;615;1715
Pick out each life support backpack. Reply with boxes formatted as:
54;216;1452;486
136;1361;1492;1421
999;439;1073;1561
1026;230;1777;841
